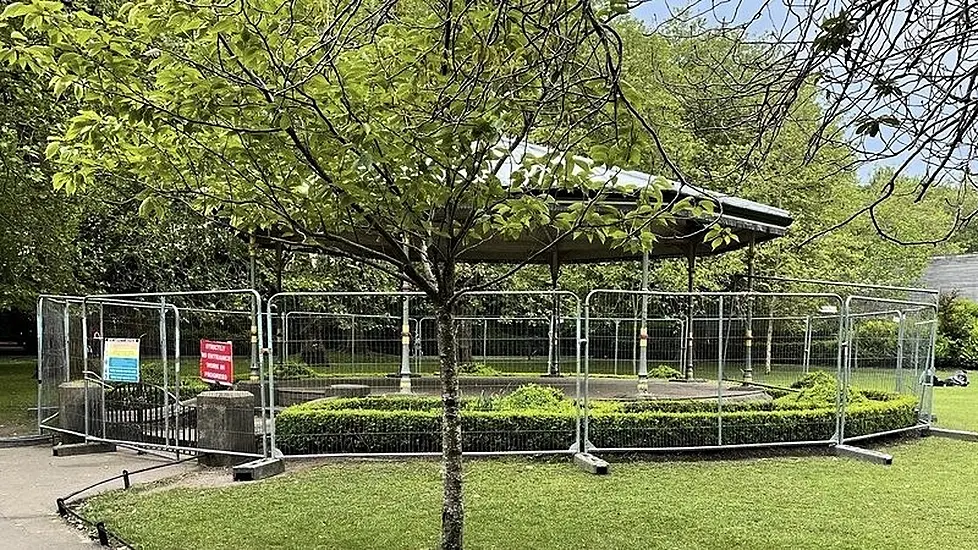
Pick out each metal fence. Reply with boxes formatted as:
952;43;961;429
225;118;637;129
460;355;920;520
840;295;937;443
265;290;583;456
36;291;267;459
37;282;942;459
581;291;849;451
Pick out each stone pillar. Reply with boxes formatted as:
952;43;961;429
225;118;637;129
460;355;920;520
59;380;103;441
197;391;256;467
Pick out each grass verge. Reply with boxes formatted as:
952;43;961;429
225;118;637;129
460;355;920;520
0;357;36;437
83;437;978;550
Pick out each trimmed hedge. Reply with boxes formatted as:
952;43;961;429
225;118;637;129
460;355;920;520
276;393;919;455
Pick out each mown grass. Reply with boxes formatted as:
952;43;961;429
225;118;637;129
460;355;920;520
0;357;36;436
75;354;978;549
932;378;978;432
83;437;978;550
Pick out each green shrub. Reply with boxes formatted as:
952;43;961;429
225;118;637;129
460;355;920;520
496;384;568;411
648;365;683;379
273;359;320;379
275;391;919;455
936;293;978;371
140;360;208;396
780;371;864;409
459;363;503;377
621;398;773;414
293;395;443;412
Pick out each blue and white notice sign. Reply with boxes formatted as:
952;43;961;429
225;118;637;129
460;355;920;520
103;338;140;383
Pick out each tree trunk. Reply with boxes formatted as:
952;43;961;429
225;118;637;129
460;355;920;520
435;302;464;550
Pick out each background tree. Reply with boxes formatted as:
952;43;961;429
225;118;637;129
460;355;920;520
629;0;978;243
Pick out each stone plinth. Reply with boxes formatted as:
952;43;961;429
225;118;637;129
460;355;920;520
197;391;257;467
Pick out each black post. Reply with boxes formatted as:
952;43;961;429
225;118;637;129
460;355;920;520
96;522;110;546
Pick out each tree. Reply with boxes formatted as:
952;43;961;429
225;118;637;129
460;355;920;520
0;2;721;547
0;36;81;310
629;0;978;242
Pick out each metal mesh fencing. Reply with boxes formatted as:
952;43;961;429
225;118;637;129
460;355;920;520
266;290;582;456
37;296;74;432
582;291;846;451
841;295;936;442
38;283;942;458
36;291;265;459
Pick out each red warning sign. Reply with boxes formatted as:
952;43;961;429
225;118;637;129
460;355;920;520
199;340;233;385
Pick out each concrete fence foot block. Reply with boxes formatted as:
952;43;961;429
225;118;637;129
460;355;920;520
926;427;978;442
233;458;285;481
834;444;893;465
53;442;116;457
574;452;610;475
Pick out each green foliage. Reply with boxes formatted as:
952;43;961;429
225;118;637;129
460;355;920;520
853;318;899;367
276;390;917;454
936;293;978;371
139;360;208;396
789;371;835;390
496;384;568;412
458;363;502;377
781;371;865;408
0;0;709;281
273;359;320;379
648;364;682;379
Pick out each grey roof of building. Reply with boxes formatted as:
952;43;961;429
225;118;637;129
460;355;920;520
923;254;978;301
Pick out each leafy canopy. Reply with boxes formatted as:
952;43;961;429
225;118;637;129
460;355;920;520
0;0;728;299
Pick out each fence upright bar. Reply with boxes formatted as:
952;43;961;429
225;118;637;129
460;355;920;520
35;297;49;434
159;298;170;452
717;296;724;446
895;312;906;393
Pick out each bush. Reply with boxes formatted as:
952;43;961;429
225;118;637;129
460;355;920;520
936;293;978;371
496;384;567;411
459;363;502;377
780;371;865;409
140;360;208;396
273;359;320;379
275;389;919;455
648;365;683;379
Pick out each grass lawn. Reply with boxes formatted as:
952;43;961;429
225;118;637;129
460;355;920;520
73;354;978;549
932;379;978;432
83;437;978;550
0;357;36;437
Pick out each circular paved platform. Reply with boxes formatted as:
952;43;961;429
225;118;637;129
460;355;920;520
272;376;769;406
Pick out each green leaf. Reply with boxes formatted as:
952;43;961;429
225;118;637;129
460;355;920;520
0;3;31;19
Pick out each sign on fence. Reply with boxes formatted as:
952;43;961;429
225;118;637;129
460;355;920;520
103;338;140;382
200;339;234;385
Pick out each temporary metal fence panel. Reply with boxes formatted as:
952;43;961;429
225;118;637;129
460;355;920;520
582;290;845;452
36;291;266;459
840;295;936;443
37;296;86;433
266;290;582;457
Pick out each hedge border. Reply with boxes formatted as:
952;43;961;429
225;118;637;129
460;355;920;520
275;393;919;455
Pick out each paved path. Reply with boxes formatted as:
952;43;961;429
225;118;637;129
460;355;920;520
0;444;198;549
